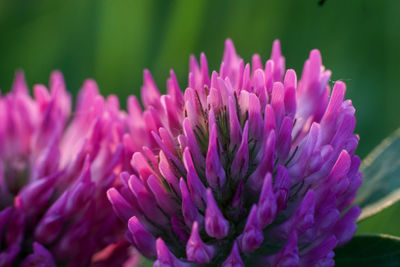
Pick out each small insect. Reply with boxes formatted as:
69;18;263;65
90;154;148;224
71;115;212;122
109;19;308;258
330;78;352;86
318;0;327;6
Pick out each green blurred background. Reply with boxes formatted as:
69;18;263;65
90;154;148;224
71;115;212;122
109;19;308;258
1;0;399;157
1;0;400;235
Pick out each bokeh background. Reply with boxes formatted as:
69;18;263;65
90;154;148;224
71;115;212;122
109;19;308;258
1;0;399;236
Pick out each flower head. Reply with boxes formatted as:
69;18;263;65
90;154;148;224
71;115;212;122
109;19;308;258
109;39;362;266
0;72;134;266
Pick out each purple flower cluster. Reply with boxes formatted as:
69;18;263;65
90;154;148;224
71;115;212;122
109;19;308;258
0;72;134;266
0;39;362;267
108;40;362;266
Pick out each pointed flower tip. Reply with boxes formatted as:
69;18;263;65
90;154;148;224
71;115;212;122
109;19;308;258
155;238;188;267
155;238;171;262
222;242;244;267
200;52;207;63
291;189;316;234
309;49;322;66
223;38;237;59
332;79;346;93
50;69;63;77
128;216;156;258
82;78;99;92
142;69;160;97
15;69;25;78
186;221;214;264
182;146;194;171
258;173;277;228
12;70;28;93
254;69;265;88
231;121;249;178
310;48;321;56
179;178;201;228
189;55;198;70
107;187;118;201
273;39;281;46
272;232;299;267
143;68;151;78
50;70;65;87
206;124;226;189
225;38;234;48
107;188;133;222
272;39;282;56
21;242;56;267
205;189;229;239
238;205;263;253
284;68;297;83
127;216;141;233
179;177;187;192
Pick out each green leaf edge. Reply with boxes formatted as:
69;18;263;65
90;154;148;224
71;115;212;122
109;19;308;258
335;233;400;263
357;128;400;222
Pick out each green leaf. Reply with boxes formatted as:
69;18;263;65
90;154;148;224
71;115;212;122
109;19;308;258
355;128;400;221
138;257;154;267
335;234;400;266
357;202;400;236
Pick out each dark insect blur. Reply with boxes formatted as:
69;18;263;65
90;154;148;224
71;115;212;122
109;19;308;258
318;0;327;6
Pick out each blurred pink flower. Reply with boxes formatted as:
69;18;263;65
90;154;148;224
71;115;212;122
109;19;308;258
0;72;135;266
